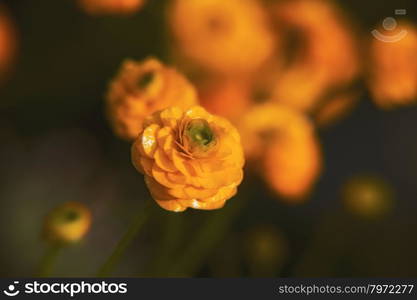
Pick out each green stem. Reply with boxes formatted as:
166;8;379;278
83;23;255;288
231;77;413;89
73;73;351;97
97;201;151;277
148;214;184;276
38;244;62;277
167;197;245;277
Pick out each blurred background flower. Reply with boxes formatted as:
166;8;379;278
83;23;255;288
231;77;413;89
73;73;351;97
106;57;197;140
78;0;146;16
1;0;417;277
367;22;417;108
270;0;361;113
0;4;17;84
168;0;275;76
239;103;321;202
342;174;394;219
43;201;92;244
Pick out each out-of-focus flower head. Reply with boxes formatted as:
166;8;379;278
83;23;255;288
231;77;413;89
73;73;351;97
77;0;145;15
368;22;417;109
243;225;288;276
342;175;394;219
199;79;252;122
131;106;245;212
0;5;17;82
106;58;198;140
270;0;360;112
239;103;321;202
43;201;92;244
168;0;275;75
196;58;283;123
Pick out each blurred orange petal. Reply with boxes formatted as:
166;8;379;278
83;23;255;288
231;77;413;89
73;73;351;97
270;0;360;112
199;79;252;122
238;103;322;202
0;5;17;82
368;22;417;109
168;0;275;75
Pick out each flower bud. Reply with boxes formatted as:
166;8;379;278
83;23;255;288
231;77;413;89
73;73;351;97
43;201;92;244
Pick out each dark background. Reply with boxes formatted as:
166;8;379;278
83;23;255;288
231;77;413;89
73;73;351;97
1;0;417;277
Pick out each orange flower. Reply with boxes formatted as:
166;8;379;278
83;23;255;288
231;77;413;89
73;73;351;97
43;201;92;244
168;0;275;75
270;0;360;112
199;79;252;122
0;5;17;81
131;106;244;212
197;58;283;122
106;58;198;140
368;22;417;108
239;103;321;201
78;0;145;15
263;135;321;201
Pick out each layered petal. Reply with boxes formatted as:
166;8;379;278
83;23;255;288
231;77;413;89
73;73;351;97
132;106;245;212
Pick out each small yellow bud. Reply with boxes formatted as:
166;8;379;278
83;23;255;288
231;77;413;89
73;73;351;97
43;201;92;244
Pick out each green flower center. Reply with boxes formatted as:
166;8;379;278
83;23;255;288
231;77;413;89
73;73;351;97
137;71;155;89
186;119;215;147
62;210;80;223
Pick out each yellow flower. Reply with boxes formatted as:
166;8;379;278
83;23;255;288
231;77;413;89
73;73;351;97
106;58;198;140
270;0;360;112
168;0;275;75
77;0;145;15
131;106;245;212
368;22;417;108
238;103;321;201
0;5;16;81
43;201;92;244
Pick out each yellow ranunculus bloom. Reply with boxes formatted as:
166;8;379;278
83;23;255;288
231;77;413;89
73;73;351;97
43;201;92;244
270;0;360;112
168;0;275;75
78;0;145;15
106;58;198;140
368;22;417;108
131;106;245;212
239;103;321;202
